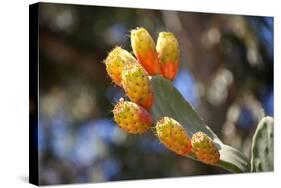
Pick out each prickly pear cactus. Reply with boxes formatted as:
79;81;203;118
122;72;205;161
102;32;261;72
104;27;257;174
251;116;274;172
150;76;250;173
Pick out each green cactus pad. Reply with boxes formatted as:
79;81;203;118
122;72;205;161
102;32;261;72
150;75;250;173
251;116;274;172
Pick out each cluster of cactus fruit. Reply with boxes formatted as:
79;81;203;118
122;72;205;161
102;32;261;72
104;27;220;165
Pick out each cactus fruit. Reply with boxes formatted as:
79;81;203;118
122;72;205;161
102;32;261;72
122;63;154;109
130;27;160;75
191;131;220;165
113;99;153;134
156;32;180;80
156;117;192;156
104;47;137;86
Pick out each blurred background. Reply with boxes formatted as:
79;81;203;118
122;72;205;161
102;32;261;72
35;2;273;185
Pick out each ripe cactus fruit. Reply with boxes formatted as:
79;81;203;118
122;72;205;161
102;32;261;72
113;99;153;134
122;63;154;109
156;32;180;80
156;117;192;156
191;131;220;165
130;27;160;75
104;47;137;86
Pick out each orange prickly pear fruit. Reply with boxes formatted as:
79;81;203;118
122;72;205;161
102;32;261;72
191;131;220;165
113;98;153;134
121;63;154;109
104;47;137;86
155;117;192;156
130;27;160;75
156;32;180;80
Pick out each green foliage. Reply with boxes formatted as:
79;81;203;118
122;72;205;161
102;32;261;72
151;76;250;173
251;116;274;172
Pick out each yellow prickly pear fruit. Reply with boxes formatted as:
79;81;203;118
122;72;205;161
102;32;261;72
113;99;153;134
191;131;220;165
131;27;160;75
104;47;137;86
121;63;154;109
156;32;180;80
156;117;192;156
